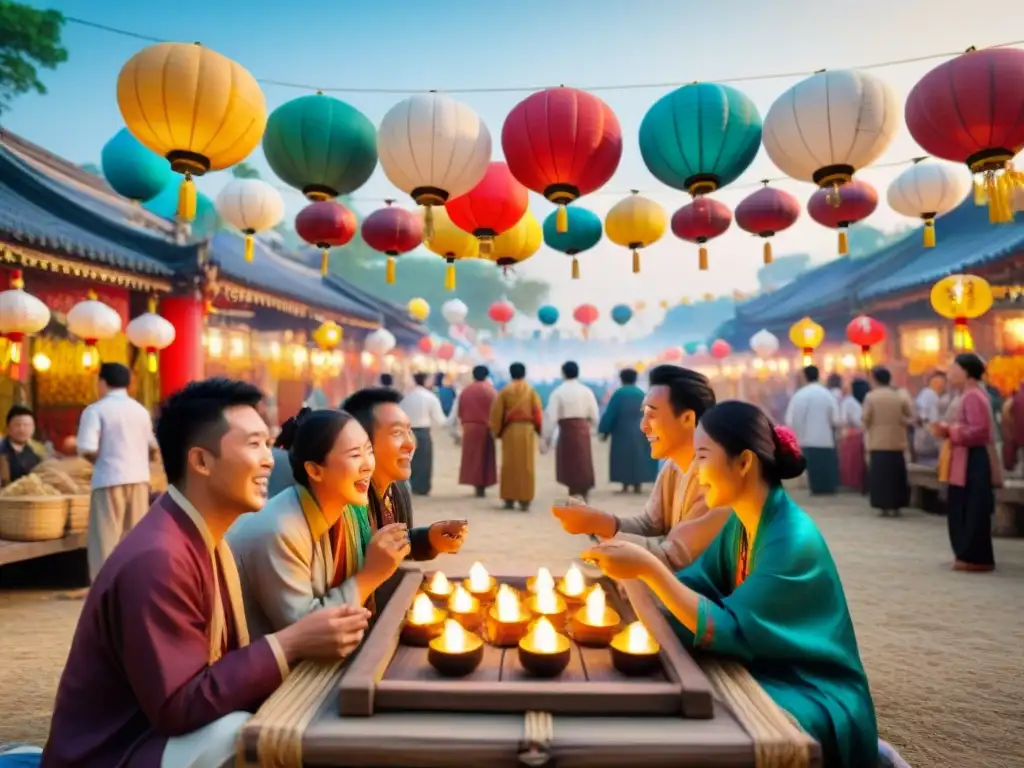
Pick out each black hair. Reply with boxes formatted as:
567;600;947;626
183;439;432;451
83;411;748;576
851;378;870;404
826;373;842;389
472;365;489;382
99;362;131;389
619;368;638;386
954;353;985;380
434;372;445;387
803;365;820;383
342;387;403;438
379;373;394;387
562;361;580;379
700;401;806;486
413;372;429;387
275;407;359;487
6;404;33;425
647;364;716;421
509;362;526;380
871;366;892;386
156;378;264;486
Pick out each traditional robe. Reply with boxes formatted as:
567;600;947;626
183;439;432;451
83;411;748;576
598;384;659;487
454;381;498;489
669;486;878;768
543;379;600;495
42;488;289;768
489;380;543;503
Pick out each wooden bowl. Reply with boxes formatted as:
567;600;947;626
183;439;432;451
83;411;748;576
609;633;661;676
518;633;572;678
400;605;447;647
462;577;498;605
427;634;485;678
449;608;482;633
423;585;454;608
569;607;621;647
485;607;532;647
525;593;568;632
556;580;587;611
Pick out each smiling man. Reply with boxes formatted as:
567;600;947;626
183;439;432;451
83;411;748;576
551;365;731;570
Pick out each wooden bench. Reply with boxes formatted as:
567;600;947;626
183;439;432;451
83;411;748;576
907;463;1024;537
0;532;87;567
908;463;945;514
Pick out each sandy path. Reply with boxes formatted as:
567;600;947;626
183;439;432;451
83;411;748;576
2;436;1022;767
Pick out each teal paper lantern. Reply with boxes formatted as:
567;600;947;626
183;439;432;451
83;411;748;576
639;83;762;196
683;341;701;356
611;304;633;326
144;184;219;237
537;305;559;326
263;93;378;201
101;128;174;202
543;206;603;278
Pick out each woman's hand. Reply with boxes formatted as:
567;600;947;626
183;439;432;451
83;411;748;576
580;540;659;580
361;523;411;587
932;421;950;438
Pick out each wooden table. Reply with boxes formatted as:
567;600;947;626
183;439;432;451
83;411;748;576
908;462;1024;537
0;532;86;567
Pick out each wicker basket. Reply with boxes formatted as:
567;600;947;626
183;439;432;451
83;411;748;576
0;496;69;542
66;495;90;533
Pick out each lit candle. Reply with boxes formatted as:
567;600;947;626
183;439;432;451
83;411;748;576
401;592;446;646
485;584;531;647
526;566;555;594
610;621;662;676
447;584;482;631
557;563;587;608
526;583;568;631
517;616;571;678
569;584;621;647
423;571;453;605
427;619;485;677
462;561;498;603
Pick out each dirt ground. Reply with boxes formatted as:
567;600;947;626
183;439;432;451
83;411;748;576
1;437;1022;767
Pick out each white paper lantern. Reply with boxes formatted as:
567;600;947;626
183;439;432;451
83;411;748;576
750;329;780;359
763;70;899;187
441;298;469;326
887;161;972;247
0;271;50;341
364;328;396;356
126;300;176;373
67;292;122;371
215;179;285;264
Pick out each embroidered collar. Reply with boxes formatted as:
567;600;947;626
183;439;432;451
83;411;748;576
295;485;334;541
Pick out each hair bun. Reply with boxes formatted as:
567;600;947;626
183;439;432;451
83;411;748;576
274;407;312;451
771;425;807;480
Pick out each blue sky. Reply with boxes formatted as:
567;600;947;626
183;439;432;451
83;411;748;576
4;0;1020;330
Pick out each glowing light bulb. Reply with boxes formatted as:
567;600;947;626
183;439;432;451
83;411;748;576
411;593;435;625
450;585;474;613
532;567;554;594
531;617;558;654
562;564;584;597
81;348;96;370
496;584;522;622
31;352;50;372
586;585;606;625
146;351;158;373
442;619;467;652
627;621;653;653
429;571;451;595
468;562;491;592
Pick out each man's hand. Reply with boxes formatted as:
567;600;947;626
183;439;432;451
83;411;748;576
428;519;468;554
361;523;411;585
275;604;371;663
551;498;617;539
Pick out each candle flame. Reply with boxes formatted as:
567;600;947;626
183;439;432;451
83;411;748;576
450;584;474;613
442;619;467;653
586;585;606;625
496;584;522;622
429;571;451;595
411;593;435;625
627;621;653;653
468;561;490;592
535;587;558;614
562;564;585;596
533;567;554;593
530;617;558;654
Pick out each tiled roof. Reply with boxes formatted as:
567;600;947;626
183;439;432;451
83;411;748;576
322;273;428;346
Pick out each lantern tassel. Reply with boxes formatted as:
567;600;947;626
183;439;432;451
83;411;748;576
763;241;773;265
802;349;813;367
386;256;396;284
632;249;640;274
244;234;255;263
973;179;988;206
953;317;973;351
147;350;158;374
480;237;493;257
445;262;456;291
320;249;329;277
423;205;435;239
176;172;197;222
571;257;580;280
923;220;936;248
556;204;568;233
986;168;1019;225
838;230;848;255
861;347;872;371
698;246;708;271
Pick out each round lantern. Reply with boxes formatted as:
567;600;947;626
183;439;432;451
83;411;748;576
489;301;515;333
683;341;701;356
573;304;599;340
807;179;878;255
144;184;219;237
215;179;285;263
604;191;668;273
886;160;972;247
671;198;733;270
126;297;176;373
735;183;801;264
611;304;633;326
416;336;434;354
117;42;266;221
710;340;731;360
930;274;994;351
67;291;122;371
445;162;529;256
846;315;886;369
537;305;559;327
502;87;622;232
378;93;491;237
442;299;469;327
262;93;377;201
542;206;603;278
422;206;480;291
406;298;430;323
101;128;173;203
295;200;358;276
0;270;50;369
361;200;423;284
788;316;825;366
762;69;899;197
489;210;542;272
639;82;762;196
750;329;780;359
312;321;343;351
663;346;683;362
905;47;1024;223
437;342;456;361
364;328;396;357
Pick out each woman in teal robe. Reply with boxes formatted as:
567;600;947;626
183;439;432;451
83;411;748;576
599;369;659;492
583;401;892;768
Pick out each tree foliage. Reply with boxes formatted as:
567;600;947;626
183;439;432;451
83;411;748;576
0;1;67;113
231;161;261;179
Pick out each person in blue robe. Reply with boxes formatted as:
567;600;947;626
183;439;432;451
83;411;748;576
598;368;659;492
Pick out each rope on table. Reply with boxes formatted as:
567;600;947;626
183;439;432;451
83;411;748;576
519;711;555;767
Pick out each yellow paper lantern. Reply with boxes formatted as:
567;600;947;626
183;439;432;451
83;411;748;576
930;274;994;351
489;211;542;271
117;42;267;222
407;298;430;322
422;207;479;291
604;191;668;273
312;321;343;351
788;316;825;366
680;297;691;306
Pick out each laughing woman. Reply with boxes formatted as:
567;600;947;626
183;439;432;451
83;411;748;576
583;401;902;767
228;408;412;641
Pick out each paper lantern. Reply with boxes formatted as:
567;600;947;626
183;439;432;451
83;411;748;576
905;48;1024;223
788;317;825;366
573;303;599;340
215;179;285;263
364;328;396;356
807;179;878;255
445;162;529;256
489;210;542;272
442;299;468;326
0;270;50;370
437;342;456;361
489;301;515;332
312;321;343;351
639;83;762;195
749;329;780;359
930;274;994;351
378;93;492;237
542;206;603;278
846;315;886;369
610;304;633;326
117;42;266;221
416;336;434;354
710;340;731;360
886;160;972;247
671;198;733;270
502;87;622;232
361;200;423;284
101;128;173;203
407;298;430;322
262;93;377;201
734;184;801;264
604;192;668;273
126;297;176;373
295;200;358;276
663;346;683;361
422;206;480;291
67;291;122;371
537;305;559;327
144;185;219;237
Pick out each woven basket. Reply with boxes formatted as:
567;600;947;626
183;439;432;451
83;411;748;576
0;496;68;542
66;495;90;533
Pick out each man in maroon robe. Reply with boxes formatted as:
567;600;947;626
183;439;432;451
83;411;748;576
42;378;370;768
453;365;498;497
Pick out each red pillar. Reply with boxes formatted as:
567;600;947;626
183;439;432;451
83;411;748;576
160;295;205;400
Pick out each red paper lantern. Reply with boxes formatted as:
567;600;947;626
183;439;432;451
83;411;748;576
573;303;599;339
437;342;456;361
807;179;878;255
735;184;801;265
295;200;358;276
671;198;733;271
361;200;423;284
846;314;887;369
445;162;529;256
663;346;683;362
488;300;515;333
710;339;731;360
416;336;434;354
502;87;622;232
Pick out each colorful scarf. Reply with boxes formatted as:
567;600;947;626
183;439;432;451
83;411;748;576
295;485;372;586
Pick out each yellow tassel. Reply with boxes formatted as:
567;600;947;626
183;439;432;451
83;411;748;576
973;179;988;206
861;350;873;371
244;235;255;263
386;256;396;284
176;173;197;221
987;171;1016;224
556;204;568;233
698;247;708;271
147;295;157;314
632;249;640;274
147;351;158;374
320;250;329;276
838;230;848;255
445;262;456;291
423;206;435;238
763;241;773;265
571;257;580;280
480;237;493;257
923;220;936;248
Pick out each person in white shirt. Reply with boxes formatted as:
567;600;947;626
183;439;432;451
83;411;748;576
913;370;947;464
784;365;840;495
543;361;600;501
400;372;447;496
76;362;158;581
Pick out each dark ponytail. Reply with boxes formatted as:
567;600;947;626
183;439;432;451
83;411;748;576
699;401;806;485
275;408;358;487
